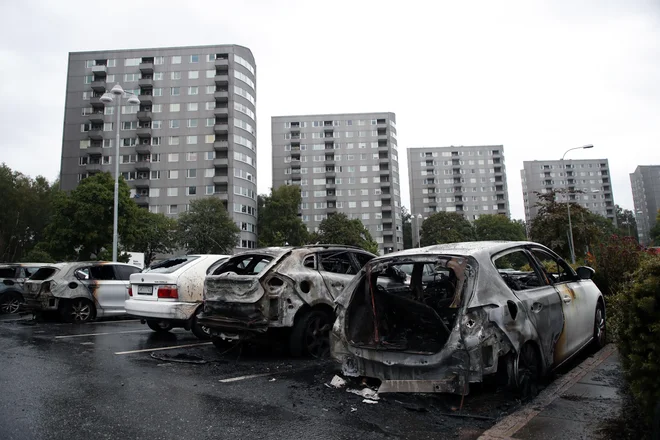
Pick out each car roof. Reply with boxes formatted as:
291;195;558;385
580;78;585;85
230;246;373;259
0;263;48;268
372;241;547;261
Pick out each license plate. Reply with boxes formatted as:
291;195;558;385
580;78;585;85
137;285;153;294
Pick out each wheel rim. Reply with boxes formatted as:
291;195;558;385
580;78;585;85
71;301;91;321
1;297;21;314
304;315;331;358
156;321;170;329
518;344;539;397
595;307;606;345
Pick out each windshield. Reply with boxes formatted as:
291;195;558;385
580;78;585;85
30;267;59;281
144;256;200;274
213;254;273;276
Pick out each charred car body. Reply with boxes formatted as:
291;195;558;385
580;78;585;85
331;241;606;396
198;245;376;357
0;263;45;314
23;262;141;322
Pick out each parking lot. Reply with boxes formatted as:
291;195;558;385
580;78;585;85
0;314;534;440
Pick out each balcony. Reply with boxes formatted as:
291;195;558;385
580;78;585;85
134;196;149;206
213;141;229;151
381;205;393;212
90;97;104;108
135;161;151;172
213;175;229;184
91;80;106;92
86;163;102;172
135;144;152;154
214;124;229;134
133;179;150;188
214;91;229;102
215;74;229;86
87;129;103;140
91;65;107;76
214;106;229;117
136;127;152;138
138;78;153;88
215;58;229;70
213;158;229;167
86;146;103;156
139;62;154;74
138;94;152;105
215;192;229;202
137;111;152;122
89;112;104;124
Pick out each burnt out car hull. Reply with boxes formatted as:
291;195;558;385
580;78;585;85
331;241;605;395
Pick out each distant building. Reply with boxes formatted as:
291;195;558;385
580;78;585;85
271;112;403;254
521;159;615;224
407;145;510;220
630;165;660;246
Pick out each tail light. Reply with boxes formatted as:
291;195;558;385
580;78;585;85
157;285;178;299
128;287;133;297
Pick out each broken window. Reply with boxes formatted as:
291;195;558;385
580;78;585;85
493;250;544;291
213;254;273;276
303;255;316;269
0;268;16;278
89;265;117;281
30;267;58;281
146;256;200;274
353;252;374;269
318;251;356;275
530;249;574;283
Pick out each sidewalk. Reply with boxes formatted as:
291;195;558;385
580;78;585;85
480;344;621;440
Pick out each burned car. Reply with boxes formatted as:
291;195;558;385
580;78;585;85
23;262;141;322
331;241;606;396
0;263;45;314
198;245;376;357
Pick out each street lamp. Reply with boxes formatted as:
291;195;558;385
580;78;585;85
100;84;140;262
415;214;423;247
561;144;594;264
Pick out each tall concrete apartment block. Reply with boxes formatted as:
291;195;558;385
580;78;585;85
407;145;510;219
271;113;404;254
60;45;258;249
630;165;660;246
521;159;615;224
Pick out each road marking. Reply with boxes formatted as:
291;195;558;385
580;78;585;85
88;319;141;325
55;329;152;339
219;372;276;383
114;342;212;355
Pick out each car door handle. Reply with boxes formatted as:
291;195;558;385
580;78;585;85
562;295;572;304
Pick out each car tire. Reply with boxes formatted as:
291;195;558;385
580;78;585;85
592;302;606;350
515;343;541;401
146;320;173;333
289;309;333;358
191;310;211;340
60;298;96;323
0;292;23;314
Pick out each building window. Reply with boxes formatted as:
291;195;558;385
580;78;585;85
188;71;199;79
171;56;181;64
170;87;180;96
169;120;180;129
171;71;181;80
124;58;140;66
205;185;214;195
168;170;179;179
190;54;199;63
187;135;198;144
169;103;180;112
188;86;198;95
187;186;197;196
187;119;198;128
187;102;198;111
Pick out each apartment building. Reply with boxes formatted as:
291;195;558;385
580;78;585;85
521;159;615;224
408;145;510;220
630;165;660;246
271;113;403;254
60;44;258;249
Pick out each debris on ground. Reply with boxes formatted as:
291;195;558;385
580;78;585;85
329;375;347;388
362;399;378;404
350;407;357;412
150;352;207;364
347;388;380;401
269;378;276;382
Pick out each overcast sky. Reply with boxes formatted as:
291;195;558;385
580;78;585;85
1;0;659;219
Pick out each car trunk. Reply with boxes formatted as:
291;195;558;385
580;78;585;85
129;273;179;301
343;256;474;355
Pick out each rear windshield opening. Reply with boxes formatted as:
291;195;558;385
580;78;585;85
0;268;15;278
213;255;273;276
345;257;471;354
30;267;59;281
145;256;199;274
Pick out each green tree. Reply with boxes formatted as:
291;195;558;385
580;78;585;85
649;210;660;245
401;206;413;249
474;214;526;241
419;212;476;246
615;204;638;240
43;172;138;261
122;209;178;266
311;213;379;254
529;190;616;259
177;198;240;254
257;185;309;247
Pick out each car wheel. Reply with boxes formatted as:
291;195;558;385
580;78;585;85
60;298;96;323
592;303;606;350
191;310;211;340
289;309;333;358
0;292;23;314
146;320;173;333
515;343;541;401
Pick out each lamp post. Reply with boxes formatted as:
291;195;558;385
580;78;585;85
561;144;594;264
415;214;423;247
100;84;140;262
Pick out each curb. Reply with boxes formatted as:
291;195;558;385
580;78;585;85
478;343;617;440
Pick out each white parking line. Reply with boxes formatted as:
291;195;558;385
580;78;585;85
55;329;152;339
218;372;275;383
88;319;141;325
114;342;212;355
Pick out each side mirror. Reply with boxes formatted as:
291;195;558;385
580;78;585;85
576;266;595;280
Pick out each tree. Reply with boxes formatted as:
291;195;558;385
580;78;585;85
257;185;309;247
474;214;526;241
419;212;476;246
43;172;138;261
615;204;638;240
122;209;178;266
311;213;379;254
529;190;616;260
401;206;413;249
176;198;240;254
649;210;660;245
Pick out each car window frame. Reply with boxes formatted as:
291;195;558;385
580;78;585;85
491;247;550;292
114;264;141;281
527;247;577;284
317;250;358;275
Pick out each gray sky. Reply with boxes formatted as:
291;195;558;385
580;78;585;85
2;0;659;219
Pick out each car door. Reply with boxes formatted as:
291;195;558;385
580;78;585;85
89;264;127;313
317;251;360;300
492;248;566;366
528;248;593;357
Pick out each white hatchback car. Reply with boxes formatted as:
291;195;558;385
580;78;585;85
125;255;229;339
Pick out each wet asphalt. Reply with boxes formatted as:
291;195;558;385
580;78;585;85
0;314;525;440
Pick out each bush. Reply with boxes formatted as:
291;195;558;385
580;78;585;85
586;235;643;296
616;256;660;422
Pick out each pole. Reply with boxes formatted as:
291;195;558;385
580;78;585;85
112;95;121;262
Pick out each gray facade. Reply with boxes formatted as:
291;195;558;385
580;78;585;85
61;44;258;249
521;159;615;224
271;113;403;255
407;145;510;221
630;165;660;246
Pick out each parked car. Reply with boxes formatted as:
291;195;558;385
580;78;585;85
23;262;141;322
0;263;46;314
125;255;229;339
198;245;376;357
331;241;606;397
